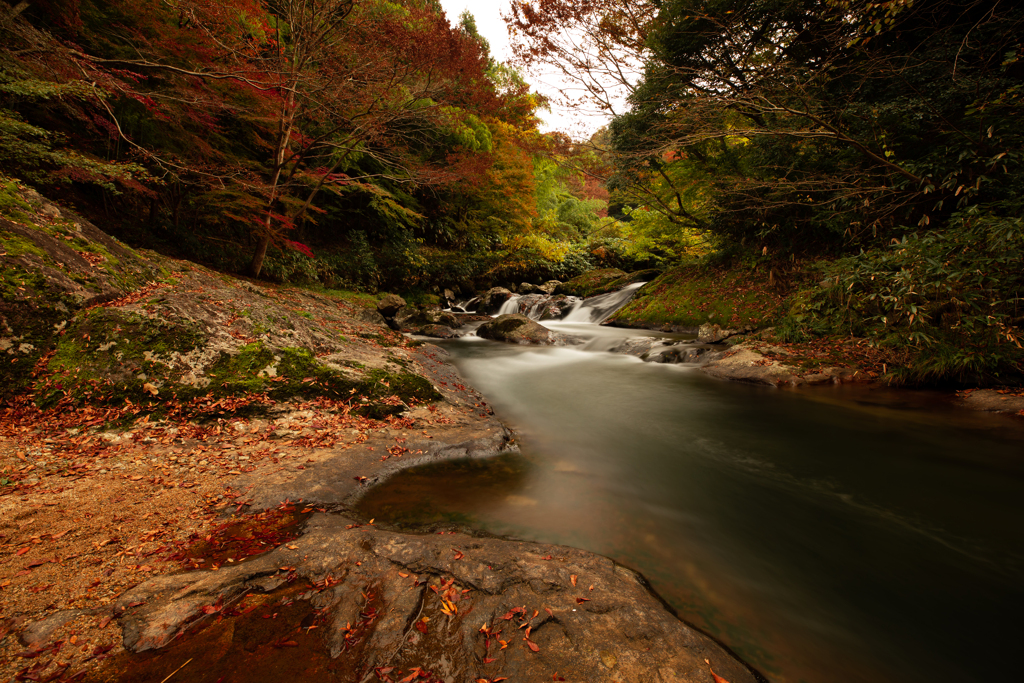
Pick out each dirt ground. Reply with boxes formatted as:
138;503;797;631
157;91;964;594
0;392;476;683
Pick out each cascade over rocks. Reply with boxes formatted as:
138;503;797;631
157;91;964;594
477;287;514;314
496;293;579;321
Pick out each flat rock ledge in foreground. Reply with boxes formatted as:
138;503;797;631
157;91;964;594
113;515;759;683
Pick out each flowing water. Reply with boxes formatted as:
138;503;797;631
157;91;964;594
361;301;1024;683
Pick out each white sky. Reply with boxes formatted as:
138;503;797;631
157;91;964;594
437;0;611;138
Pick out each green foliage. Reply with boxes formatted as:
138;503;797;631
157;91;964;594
0;108;149;191
615;208;713;265
609;0;1024;256
781;213;1024;383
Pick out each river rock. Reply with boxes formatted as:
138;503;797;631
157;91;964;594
701;346;803;386
475;314;554;346
555;269;627;297
416;324;460;339
646;344;713;364
537;294;579;320
478;287;514;314
606;338;714;365
539;279;562;294
376;293;407;319
697;323;744;344
477;314;552;344
519;282;544;294
396;306;460;331
113;514;759;683
960;388;1024;413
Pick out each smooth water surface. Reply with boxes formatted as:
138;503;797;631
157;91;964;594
360;330;1024;683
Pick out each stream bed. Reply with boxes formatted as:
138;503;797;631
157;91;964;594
359;321;1024;683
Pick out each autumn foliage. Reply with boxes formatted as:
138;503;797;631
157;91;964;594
1;0;605;290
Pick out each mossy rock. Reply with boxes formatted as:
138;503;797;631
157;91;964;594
556;269;628;297
36;331;442;419
607;265;786;331
585;269;662;298
477;314;553;345
1;178;163;399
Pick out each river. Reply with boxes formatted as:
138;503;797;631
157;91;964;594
359;308;1024;683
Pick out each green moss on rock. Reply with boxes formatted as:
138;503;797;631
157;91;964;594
608;265;785;331
557;268;628;297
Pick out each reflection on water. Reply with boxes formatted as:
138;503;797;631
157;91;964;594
360;335;1024;683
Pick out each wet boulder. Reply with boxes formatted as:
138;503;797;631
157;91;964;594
396;306;459;332
477;287;513;314
416;324;461;339
477;314;584;346
536;294;578;320
518;282;544;294
477;314;553;344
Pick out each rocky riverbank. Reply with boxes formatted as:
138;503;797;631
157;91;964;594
439;267;1024;416
1;188;760;682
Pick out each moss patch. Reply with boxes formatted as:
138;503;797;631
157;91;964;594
35;308;207;408
35;330;442;419
559;268;627;297
608;265;786;330
0;177;32;222
0;227;48;259
0;264;77;399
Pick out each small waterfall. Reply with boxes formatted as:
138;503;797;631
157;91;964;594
527;301;548;319
561;282;646;324
446;297;479;314
495;295;523;316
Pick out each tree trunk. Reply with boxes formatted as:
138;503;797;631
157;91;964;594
249;231;271;277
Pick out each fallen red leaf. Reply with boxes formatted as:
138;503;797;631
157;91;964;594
525;639;540;652
706;659;731;683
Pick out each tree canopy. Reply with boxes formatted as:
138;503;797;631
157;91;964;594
0;0;609;291
510;0;1024;382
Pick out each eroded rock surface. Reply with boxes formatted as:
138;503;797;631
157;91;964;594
112;515;759;683
960;388;1024;414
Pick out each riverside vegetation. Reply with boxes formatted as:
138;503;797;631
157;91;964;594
2;0;1022;387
